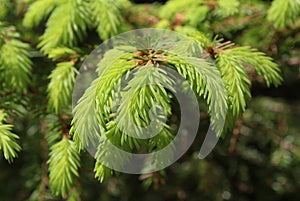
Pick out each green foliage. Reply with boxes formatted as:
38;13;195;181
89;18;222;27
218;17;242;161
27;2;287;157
0;0;11;20
23;0;94;53
38;0;90;53
72;33;281;180
174;26;211;52
167;55;227;134
216;44;282;121
91;0;124;40
23;0;130;53
48;47;79;61
267;0;300;29
0;40;32;92
113;65;173;140
23;0;57;28
159;0;210;29
184;5;209;27
160;0;200;20
159;0;240;29
72;53;135;151
0;110;21;163
0;42;29;137
216;50;251;118
94;53;136;129
47;61;78;114
0;23;32;93
223;46;282;87
94;161;114;183
70;78;98;152
1;0;299;200
45;114;63;146
214;0;240;18
48;137;80;197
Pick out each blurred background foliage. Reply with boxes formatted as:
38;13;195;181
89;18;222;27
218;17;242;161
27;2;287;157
0;0;300;201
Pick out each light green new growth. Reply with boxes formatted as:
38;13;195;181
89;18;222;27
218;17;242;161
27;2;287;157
94;53;136;128
48;137;80;197
23;0;130;53
175;26;211;53
32;0;91;53
0;110;21;163
0;40;32;93
160;0;200;20
0;22;31;163
0;0;289;199
71;78;99;151
216;52;251;118
167;55;227;135
48;47;78;61
91;0;123;40
214;0;240;18
47;61;78;114
216;44;282;120
23;0;57;28
71;32;283;180
224;46;282;87
267;0;300;29
114;65;173;140
72;53;135;151
94;160;115;183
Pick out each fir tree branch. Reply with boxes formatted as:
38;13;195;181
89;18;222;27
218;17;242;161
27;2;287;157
0;110;21;163
223;46;283;87
47;61;78;114
114;65;173;141
167;55;227;135
90;0;124;40
0;39;32;93
72;52;136;151
38;0;91;53
267;0;300;29
23;0;57;28
48;137;80;197
216;51;251;118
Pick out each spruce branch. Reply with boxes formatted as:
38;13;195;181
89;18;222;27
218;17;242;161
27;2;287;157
90;0;125;40
94;161;114;183
223;46;283;87
94;121;132;182
214;42;282;127
216;51;251;118
38;0;91;53
95;53;136;128
23;0;57;28
48;137;80;197
48;47;79;61
0;110;21;163
47;61;78;114
72;32;283;182
72;52;136;150
0;39;32;93
267;0;300;29
167;55;227;136
114;65;173;141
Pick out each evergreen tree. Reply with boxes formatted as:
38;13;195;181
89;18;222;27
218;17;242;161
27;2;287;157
0;0;299;200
